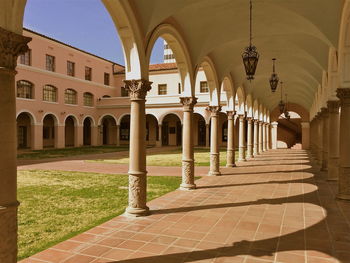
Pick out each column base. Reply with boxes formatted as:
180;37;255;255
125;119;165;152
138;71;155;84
246;154;253;159
180;183;196;190
125;206;150;217
336;194;350;201
226;164;236;167
208;171;221;176
238;158;247;162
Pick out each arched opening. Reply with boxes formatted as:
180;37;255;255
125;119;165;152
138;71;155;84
146;114;158;146
83;118;92;146
17;112;33;149
193;113;206;146
277;111;302;149
119;115;130;145
101;115;118;145
43;114;57;148
219;112;228;147
65;116;76;147
161;114;182;146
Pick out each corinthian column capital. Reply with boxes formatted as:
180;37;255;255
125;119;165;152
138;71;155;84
180;97;197;111
337;88;350;106
327;100;340;113
206;106;222;116
123;79;152;101
321;107;329;118
226;111;236;120
0;27;31;70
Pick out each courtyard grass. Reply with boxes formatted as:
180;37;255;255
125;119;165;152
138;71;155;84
17;145;129;160
18;169;184;260
89;147;239;166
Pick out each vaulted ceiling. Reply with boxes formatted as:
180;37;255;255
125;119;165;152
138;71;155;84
129;0;342;111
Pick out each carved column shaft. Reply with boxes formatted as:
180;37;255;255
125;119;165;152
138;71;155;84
207;106;221;176
258;121;263;153
266;124;270;150
317;113;323;164
271;122;278;150
336;88;350;200
180;97;197;190
253;120;259;156
327;100;340;181
226;111;236;167
124;79;152;216
301;122;310;150
321;108;329;171
0;27;31;263
238;115;246;161
246;118;253;158
262;123;267;151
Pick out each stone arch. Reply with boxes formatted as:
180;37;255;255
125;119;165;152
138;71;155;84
82;115;96;127
16;111;35;149
259;104;264;121
320;71;328;108
235;86;245;115
98;114;117;126
253;99;259;120
159;111;183;125
327;47;339;101
246;94;253;118
221;76;235;111
64;115;78;147
101;114;119;145
42;113;58;148
16;110;37;124
146;24;194;96
270;103;310;123
193;112;207;146
160;113;182;146
338;0;350;88
63;114;79;126
42;112;59;126
82;116;94;146
196;56;220;106
146;114;159;146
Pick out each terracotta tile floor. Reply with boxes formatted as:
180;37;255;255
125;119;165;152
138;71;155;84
20;149;350;263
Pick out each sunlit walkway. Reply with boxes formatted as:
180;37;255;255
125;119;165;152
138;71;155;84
20;150;350;263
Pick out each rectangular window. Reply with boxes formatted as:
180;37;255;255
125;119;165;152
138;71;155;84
178;83;181;94
158;84;167;95
19;49;31;66
67;61;75;76
83;93;93;106
200;81;209;93
121;87;129;97
104;73;110;85
46;54;55;72
85;66;92;81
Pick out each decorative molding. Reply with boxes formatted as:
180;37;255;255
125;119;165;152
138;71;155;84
206;106;222;116
226;111;235;120
337;88;350;106
0;27;31;70
327;100;340;114
124;79;152;101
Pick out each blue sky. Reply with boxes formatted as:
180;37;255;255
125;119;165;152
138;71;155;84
23;0;164;65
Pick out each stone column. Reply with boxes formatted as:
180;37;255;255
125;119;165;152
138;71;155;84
336;89;350;200
321;108;329;171
271;122;278;149
156;124;162;147
301;122;310;150
205;123;210;147
207;106;221;176
238;115;246;161
32;124;43;150
124;79;152;216
258;121;263;153
0;27;31;263
266;123;270;150
262;123;267;151
180;97;197;190
246;117;253;159
253;120;259;156
317;112;323;165
116;124;120;146
226;111;236;167
327;101;340;181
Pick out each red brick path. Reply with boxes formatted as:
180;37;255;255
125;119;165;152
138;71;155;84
19;150;350;263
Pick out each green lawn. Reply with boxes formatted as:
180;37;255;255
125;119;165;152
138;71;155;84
17;145;129;159
18;170;183;260
89;147;239;166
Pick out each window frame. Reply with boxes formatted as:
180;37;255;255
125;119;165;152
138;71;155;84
67;61;75;77
104;72;110;86
85;66;92;81
200;81;209;93
43;85;57;102
83;92;94;107
64;88;77;105
46;54;55;72
17;80;34;99
19;49;31;66
158;84;167;95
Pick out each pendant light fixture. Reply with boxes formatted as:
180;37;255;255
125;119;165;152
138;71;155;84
278;81;285;114
284;94;290;120
242;0;259;81
269;58;279;92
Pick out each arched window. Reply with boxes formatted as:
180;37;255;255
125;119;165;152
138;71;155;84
17;80;33;99
64;89;77;104
83;92;93;106
43;85;57;102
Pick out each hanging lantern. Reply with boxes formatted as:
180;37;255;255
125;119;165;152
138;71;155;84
284;94;290;119
269;58;279;92
242;0;259;80
278;81;285;114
